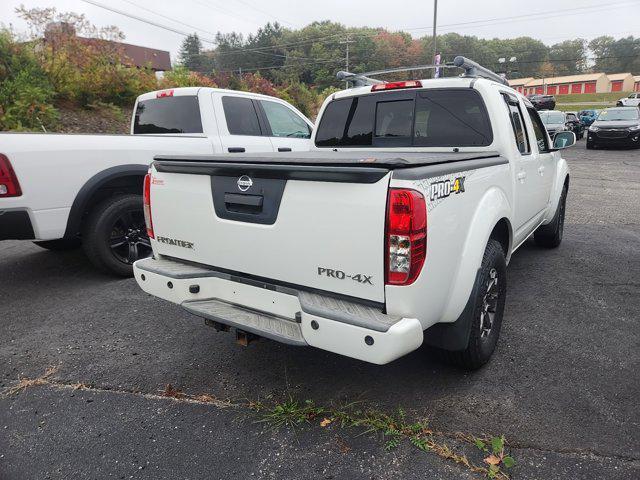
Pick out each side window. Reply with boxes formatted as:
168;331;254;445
133;96;203;134
502;95;529;154
526;107;550;152
413;89;493;147
260;100;311;138
222;96;262;136
315;96;375;147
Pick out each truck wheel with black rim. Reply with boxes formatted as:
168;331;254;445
534;184;567;249
82;194;151;277
33;238;81;251
435;239;507;370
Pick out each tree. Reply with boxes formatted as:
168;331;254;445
548;39;587;75
590;36;640;74
179;33;204;72
15;6;156;106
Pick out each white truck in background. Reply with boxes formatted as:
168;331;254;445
133;58;574;369
0;87;313;275
616;92;640;107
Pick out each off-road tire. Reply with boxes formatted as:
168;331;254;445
534;185;567;248
33;238;81;251
436;240;507;370
82;194;150;277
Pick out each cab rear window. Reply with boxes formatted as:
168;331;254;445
315;89;493;148
133;96;203;134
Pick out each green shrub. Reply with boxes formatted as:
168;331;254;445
0;31;58;131
159;66;217;89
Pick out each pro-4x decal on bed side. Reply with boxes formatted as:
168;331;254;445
429;176;466;201
414;170;473;212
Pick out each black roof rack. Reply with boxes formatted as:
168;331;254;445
337;56;509;87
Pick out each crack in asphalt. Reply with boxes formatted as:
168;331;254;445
3;375;639;465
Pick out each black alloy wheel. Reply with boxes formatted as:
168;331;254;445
108;209;151;265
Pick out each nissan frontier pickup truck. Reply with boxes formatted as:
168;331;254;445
133;58;574;369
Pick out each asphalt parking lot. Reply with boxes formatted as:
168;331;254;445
1;141;639;479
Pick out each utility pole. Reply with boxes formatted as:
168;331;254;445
340;34;355;86
340;34;355;71
432;0;438;78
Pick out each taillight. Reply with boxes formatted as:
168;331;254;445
143;172;154;238
156;89;174;98
0;154;22;198
385;188;426;285
371;80;422;92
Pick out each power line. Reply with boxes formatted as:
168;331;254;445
435;0;639;31
513;54;640;64
118;0;218;37
216;57;347;74
81;0;308;61
198;0;640;56
79;0;217;43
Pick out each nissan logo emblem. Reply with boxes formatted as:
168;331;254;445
237;175;253;192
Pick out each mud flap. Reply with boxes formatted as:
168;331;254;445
422;268;481;351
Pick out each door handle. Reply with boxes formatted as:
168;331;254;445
538;165;545;175
278;147;292;152
224;193;263;214
228;147;246;153
224;193;263;207
517;171;527;182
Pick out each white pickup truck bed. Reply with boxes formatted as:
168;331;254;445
1;87;312;276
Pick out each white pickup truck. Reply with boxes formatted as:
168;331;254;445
616;92;640;107
133;58;574;369
0;87;313;275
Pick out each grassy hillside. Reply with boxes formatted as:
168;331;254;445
554;91;634;111
556;91;631;103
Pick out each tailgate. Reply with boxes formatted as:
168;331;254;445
149;160;390;303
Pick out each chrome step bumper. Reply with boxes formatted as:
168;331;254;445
182;298;305;346
134;256;423;364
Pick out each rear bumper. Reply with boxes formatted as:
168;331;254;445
0;209;35;240
133;256;423;364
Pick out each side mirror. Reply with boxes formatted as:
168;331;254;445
552;131;576;150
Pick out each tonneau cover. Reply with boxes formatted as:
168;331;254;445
154;150;501;169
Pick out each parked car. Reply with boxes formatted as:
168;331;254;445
616;92;640;107
527;94;556;110
539;110;568;137
564;112;585;140
586;106;640;149
0;87;314;276
133;57;573;370
578;109;599;127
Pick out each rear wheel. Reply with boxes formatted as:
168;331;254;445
534;185;567;248
34;238;81;251
437;240;507;370
82;194;151;277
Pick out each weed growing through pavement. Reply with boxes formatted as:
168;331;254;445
253;399;515;479
3;368;515;479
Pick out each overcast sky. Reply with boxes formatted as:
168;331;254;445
2;0;638;61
